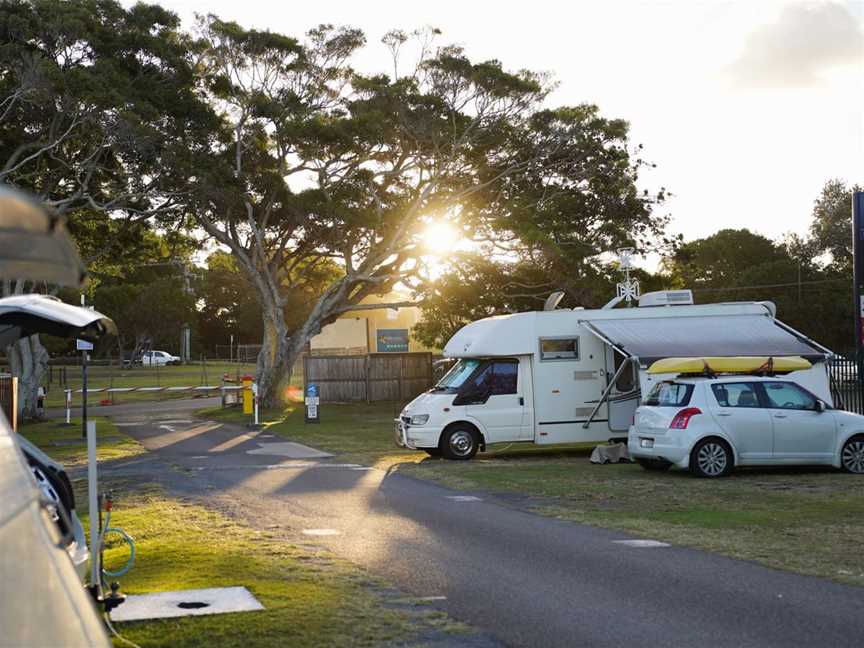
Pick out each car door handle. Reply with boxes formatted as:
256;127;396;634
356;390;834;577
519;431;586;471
773;414;788;419
716;412;732;417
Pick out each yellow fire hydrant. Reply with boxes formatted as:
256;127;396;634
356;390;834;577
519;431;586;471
242;375;254;415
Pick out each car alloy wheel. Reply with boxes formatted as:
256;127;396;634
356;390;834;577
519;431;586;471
696;441;728;477
841;439;864;474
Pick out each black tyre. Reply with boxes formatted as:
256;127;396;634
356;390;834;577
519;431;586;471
689;438;733;478
424;448;443;458
440;425;480;461
637;458;672;472
840;436;864;474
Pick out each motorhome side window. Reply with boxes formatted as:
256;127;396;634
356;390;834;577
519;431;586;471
469;360;518;395
539;337;579;361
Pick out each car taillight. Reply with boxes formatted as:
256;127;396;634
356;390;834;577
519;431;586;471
670;407;702;429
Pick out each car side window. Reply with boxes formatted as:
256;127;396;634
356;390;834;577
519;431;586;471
763;382;817;411
711;382;761;408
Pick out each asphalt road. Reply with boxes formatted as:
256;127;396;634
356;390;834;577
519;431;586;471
96;401;864;648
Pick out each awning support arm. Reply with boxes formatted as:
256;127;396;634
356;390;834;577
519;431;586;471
583;356;636;429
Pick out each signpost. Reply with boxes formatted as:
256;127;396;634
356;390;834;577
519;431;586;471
77;338;93;439
304;383;320;424
853;192;864;406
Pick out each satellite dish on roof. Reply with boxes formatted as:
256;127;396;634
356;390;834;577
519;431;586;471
0;185;86;287
543;291;565;311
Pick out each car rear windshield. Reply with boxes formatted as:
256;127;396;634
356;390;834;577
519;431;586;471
643;381;694;407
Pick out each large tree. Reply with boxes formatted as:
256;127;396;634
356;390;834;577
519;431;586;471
808;179;862;274
0;0;216;417
190;20;668;405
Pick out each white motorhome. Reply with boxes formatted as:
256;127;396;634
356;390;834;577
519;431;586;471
395;291;832;459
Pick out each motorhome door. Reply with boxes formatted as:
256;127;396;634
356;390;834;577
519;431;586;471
605;347;640;432
463;358;526;443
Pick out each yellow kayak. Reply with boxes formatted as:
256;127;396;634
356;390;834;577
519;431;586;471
647;356;812;375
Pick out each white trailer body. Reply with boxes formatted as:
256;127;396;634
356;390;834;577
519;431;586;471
396;297;832;455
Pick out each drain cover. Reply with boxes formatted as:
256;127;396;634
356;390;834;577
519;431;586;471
177;602;210;610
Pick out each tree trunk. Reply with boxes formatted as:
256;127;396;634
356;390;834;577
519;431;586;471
255;304;295;408
7;334;49;421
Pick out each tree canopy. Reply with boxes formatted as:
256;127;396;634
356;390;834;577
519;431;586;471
182;19;668;403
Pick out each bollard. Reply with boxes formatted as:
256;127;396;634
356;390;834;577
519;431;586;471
241;375;253;415
252;382;260;427
65;388;72;425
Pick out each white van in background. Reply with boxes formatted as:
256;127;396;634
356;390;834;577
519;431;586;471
396;291;832;460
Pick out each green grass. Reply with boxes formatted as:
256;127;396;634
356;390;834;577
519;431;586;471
18;417;145;466
200;401;864;587
42;362;302;408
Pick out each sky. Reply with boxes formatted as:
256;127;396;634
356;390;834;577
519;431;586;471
146;0;863;257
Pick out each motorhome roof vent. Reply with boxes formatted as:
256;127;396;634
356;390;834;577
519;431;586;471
638;290;694;307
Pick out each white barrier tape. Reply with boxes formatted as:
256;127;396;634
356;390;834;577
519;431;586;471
71;385;244;394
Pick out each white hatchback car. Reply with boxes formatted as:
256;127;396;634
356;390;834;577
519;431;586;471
628;376;864;478
140;350;180;366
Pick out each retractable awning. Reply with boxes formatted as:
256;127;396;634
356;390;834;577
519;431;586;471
579;314;828;363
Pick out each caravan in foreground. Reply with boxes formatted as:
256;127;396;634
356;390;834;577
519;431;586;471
395;291;833;460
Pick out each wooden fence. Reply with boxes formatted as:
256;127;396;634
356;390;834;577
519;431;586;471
303;352;434;403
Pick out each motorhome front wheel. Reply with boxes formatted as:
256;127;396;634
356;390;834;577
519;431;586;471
441;426;480;461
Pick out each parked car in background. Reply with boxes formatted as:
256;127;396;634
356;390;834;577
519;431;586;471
140;350;180;366
629;375;864;478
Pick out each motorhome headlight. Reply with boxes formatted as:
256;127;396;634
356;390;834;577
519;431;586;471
409;414;430;426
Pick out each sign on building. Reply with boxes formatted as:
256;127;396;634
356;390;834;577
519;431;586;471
376;328;409;353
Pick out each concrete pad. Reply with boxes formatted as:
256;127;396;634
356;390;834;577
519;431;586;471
110;586;264;622
246;442;333;459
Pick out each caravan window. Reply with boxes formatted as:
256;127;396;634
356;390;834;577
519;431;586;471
539;337;579;361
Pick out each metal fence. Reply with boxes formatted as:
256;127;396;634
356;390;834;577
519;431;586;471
303;352;434;403
829;355;864;415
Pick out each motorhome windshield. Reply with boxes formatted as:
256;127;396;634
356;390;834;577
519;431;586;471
435;359;481;391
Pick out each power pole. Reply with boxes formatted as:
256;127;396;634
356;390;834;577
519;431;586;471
852;192;864;410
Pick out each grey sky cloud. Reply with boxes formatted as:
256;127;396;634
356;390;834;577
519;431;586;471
726;1;864;89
